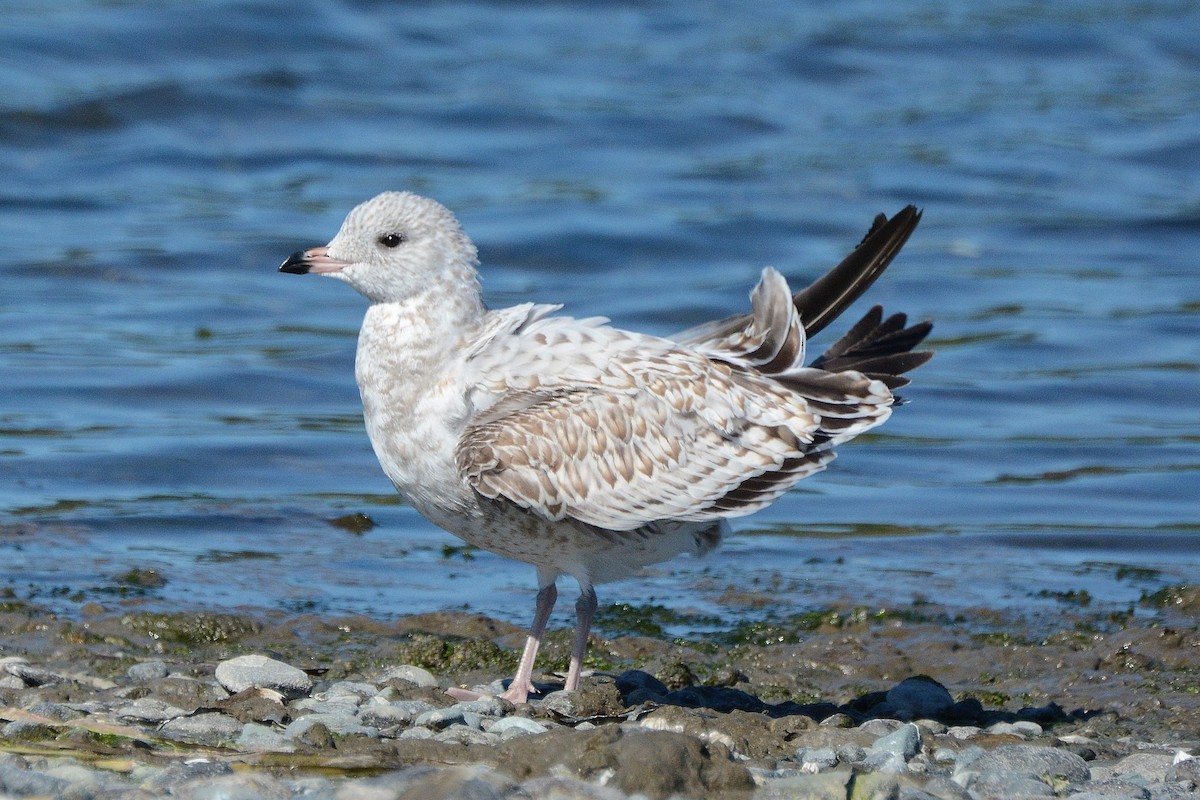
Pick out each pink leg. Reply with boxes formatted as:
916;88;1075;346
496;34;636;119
565;585;597;691
499;579;557;703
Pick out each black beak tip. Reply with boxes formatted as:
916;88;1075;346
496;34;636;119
279;250;311;274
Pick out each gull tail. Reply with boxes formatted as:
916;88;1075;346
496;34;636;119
675;205;933;389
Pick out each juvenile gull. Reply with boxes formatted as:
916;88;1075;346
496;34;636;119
280;192;932;703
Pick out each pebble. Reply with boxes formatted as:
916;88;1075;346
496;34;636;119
214;654;313;699
0;650;1189;800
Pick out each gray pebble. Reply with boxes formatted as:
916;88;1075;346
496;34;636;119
837;743;866;764
986;720;1042;738
1110;752;1175;782
860;718;903;737
285;712;379;739
359;699;435;726
451;696;508;717
946;725;982;740
214;654;312;699
236;722;296;753
115;697;188;722
958;744;1090;784
3;661;66;687
159;712;245;746
872;721;922;761
381;664;439;688
173;772;293;800
25;702;85;722
324;680;379;701
433;725;501;746
966;770;1055;798
796;746;838;770
414;705;468;729
488;715;547;737
126;660;170;682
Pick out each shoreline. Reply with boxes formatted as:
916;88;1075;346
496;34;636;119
2;589;1198;797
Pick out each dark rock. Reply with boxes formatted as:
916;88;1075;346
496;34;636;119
661;684;768;713
615;669;669;699
540;677;625;719
885;676;954;720
216;687;289;724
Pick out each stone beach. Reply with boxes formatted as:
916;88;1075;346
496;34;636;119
1;587;1198;799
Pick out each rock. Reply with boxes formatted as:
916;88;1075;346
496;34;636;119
1167;755;1200;789
359;699;436;728
159;712;245;746
0;755;70;798
660;684;768;713
115;697;188;722
495;726;754;799
285;712;378;739
335;764;515;800
849;772;900;799
796;746;839;771
126;660;170;681
216;687;289;724
489;716;548;737
1109;752;1174;782
325;680;379;699
986;720;1042;738
540;678;625;719
140;759;235;792
3;662;66;687
965;770;1055;798
957;743;1090;784
615;669;669;699
1070;777;1151;798
172;771;293;800
381;664;439;688
236;722;296;753
871;722;922;761
885;676;954;719
144;674;230;712
757;770;853;799
214;654;312;699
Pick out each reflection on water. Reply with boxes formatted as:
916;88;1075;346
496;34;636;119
1;0;1198;626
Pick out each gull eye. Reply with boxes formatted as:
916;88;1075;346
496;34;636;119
378;232;405;248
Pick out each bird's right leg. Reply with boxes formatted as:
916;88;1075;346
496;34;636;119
498;573;558;704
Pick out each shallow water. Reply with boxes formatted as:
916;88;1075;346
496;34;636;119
2;0;1198;630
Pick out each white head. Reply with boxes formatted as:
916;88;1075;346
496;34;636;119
280;191;480;304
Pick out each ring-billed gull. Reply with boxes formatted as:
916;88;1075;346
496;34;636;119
280;192;932;703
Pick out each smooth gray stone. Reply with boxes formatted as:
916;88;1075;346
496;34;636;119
488;715;548;737
795;746;838;770
957;744;1090;784
126;660;170;681
872;722;922;761
115;697;187;722
967;771;1055;799
236;722;296;753
381;664;439;688
159;712;245;746
214;654;312;699
284;712;378;739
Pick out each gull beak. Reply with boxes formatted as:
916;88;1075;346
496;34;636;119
279;246;350;275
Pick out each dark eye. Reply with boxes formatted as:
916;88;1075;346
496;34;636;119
378;233;405;248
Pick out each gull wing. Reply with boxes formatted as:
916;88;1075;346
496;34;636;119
456;275;895;532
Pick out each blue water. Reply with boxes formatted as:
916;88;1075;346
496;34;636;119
2;0;1198;629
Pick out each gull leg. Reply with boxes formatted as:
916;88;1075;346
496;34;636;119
499;574;558;703
565;584;597;692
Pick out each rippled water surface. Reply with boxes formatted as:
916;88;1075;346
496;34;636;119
2;0;1198;629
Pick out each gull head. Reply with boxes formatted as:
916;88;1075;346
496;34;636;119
280;191;479;304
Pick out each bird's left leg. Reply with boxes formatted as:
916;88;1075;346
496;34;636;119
564;583;597;691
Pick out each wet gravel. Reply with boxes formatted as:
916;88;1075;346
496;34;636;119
1;588;1198;799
